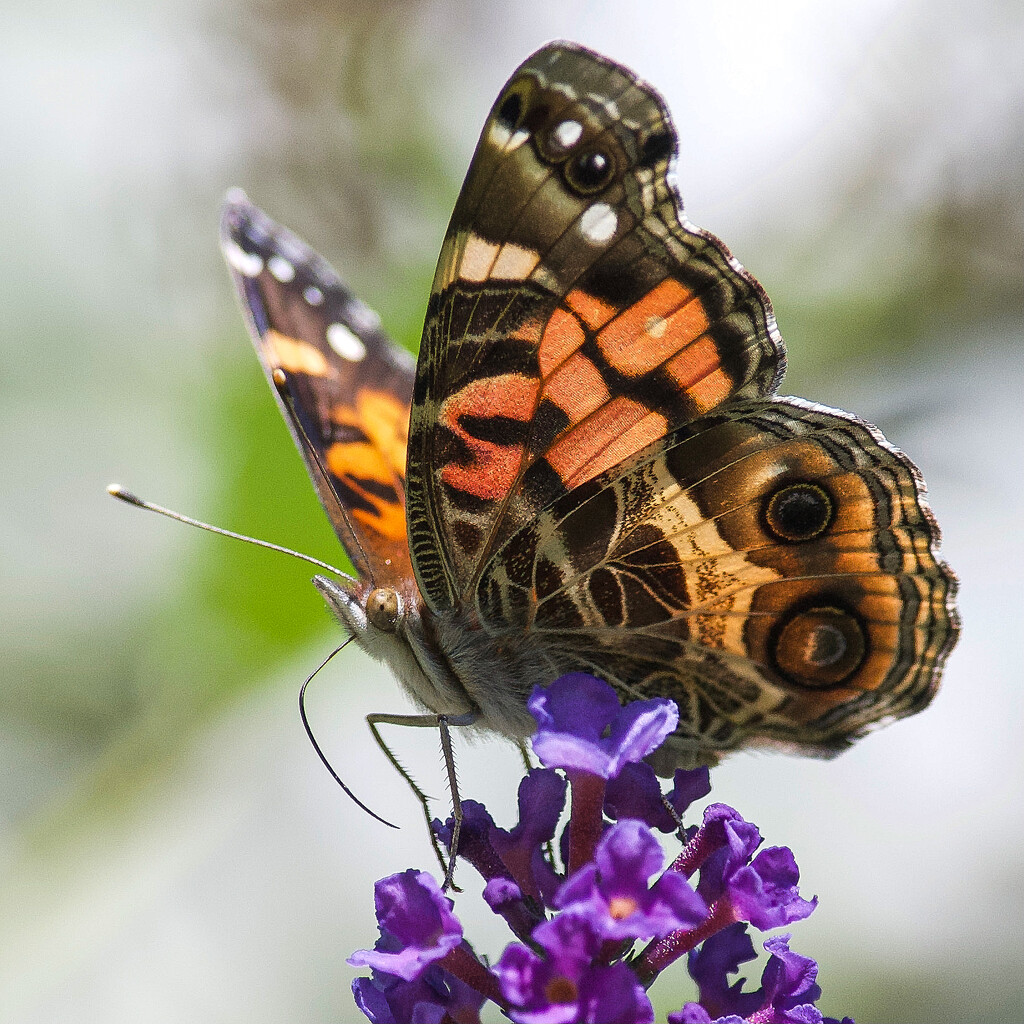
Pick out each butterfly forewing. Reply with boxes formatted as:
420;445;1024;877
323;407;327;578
406;42;784;612
221;194;416;591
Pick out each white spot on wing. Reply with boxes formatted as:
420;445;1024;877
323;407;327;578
459;233;500;283
489;122;530;149
304;285;324;305
550;120;582;151
492;243;541;281
267;255;295;282
579;203;618;244
645;315;668;338
346;299;381;333
326;323;367;362
223;239;263;278
489;121;512;147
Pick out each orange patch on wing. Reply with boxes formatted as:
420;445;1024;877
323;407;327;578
328;405;360;428
596;280;710;377
546;397;665;488
326;441;393;485
538;307;586;377
439;374;539;501
352;499;406;543
686;366;734;414
565;288;616;331
356;389;410;478
325;440;406;542
664;334;725;390
264;330;329;376
542;351;609;426
328;389;410;479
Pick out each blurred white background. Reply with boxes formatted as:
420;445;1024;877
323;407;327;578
1;1;1021;1021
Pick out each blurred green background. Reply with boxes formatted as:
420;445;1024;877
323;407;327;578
2;1;1021;1021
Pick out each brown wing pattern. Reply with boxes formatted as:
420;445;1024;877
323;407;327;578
221;193;416;590
406;42;785;612
476;398;958;764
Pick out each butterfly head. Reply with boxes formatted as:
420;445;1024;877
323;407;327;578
312;573;438;705
313;574;407;638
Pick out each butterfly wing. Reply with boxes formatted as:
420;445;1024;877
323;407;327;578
476;397;958;763
406;42;784;611
221;192;416;589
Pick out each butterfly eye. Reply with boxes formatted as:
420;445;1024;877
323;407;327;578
773;605;867;688
563;147;616;195
366;587;400;632
763;482;834;542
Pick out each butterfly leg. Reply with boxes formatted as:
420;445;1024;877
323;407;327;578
366;711;477;891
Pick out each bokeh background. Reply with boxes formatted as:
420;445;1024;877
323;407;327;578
2;1;1021;1021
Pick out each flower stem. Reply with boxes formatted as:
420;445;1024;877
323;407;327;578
437;943;507;1011
670;821;720;878
634;898;737;984
566;770;606;876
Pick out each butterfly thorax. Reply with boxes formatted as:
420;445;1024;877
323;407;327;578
314;574;549;738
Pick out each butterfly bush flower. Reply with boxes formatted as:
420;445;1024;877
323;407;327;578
350;675;852;1023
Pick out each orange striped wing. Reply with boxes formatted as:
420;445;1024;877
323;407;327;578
222;194;416;593
406;43;783;611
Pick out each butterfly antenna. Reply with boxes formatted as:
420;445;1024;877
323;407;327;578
300;639;399;829
107;484;350;578
109;484;395;827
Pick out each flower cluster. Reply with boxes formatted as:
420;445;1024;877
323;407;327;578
349;673;852;1023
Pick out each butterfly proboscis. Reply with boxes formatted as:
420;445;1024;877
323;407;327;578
107;483;470;884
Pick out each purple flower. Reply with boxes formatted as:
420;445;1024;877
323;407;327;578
556;819;708;941
691;807;816;930
494;914;654;1023
669;1009;745;1024
352;960;484;1024
484;875;525;909
687;804;763;888
491;768;567;904
351;676;853;1024
435;788;554;940
724;846;817;931
672;932;833;1024
605;763;711;833
434;799;507;884
528;674;678;778
683;922;761;1020
347;870;462;981
759;934;823;1021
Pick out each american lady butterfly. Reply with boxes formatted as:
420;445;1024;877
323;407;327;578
220;42;957;772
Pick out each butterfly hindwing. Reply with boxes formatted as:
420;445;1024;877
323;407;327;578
474;397;957;762
406;42;784;613
221;193;416;589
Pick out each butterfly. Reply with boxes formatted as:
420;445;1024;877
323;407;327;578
220;40;958;773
